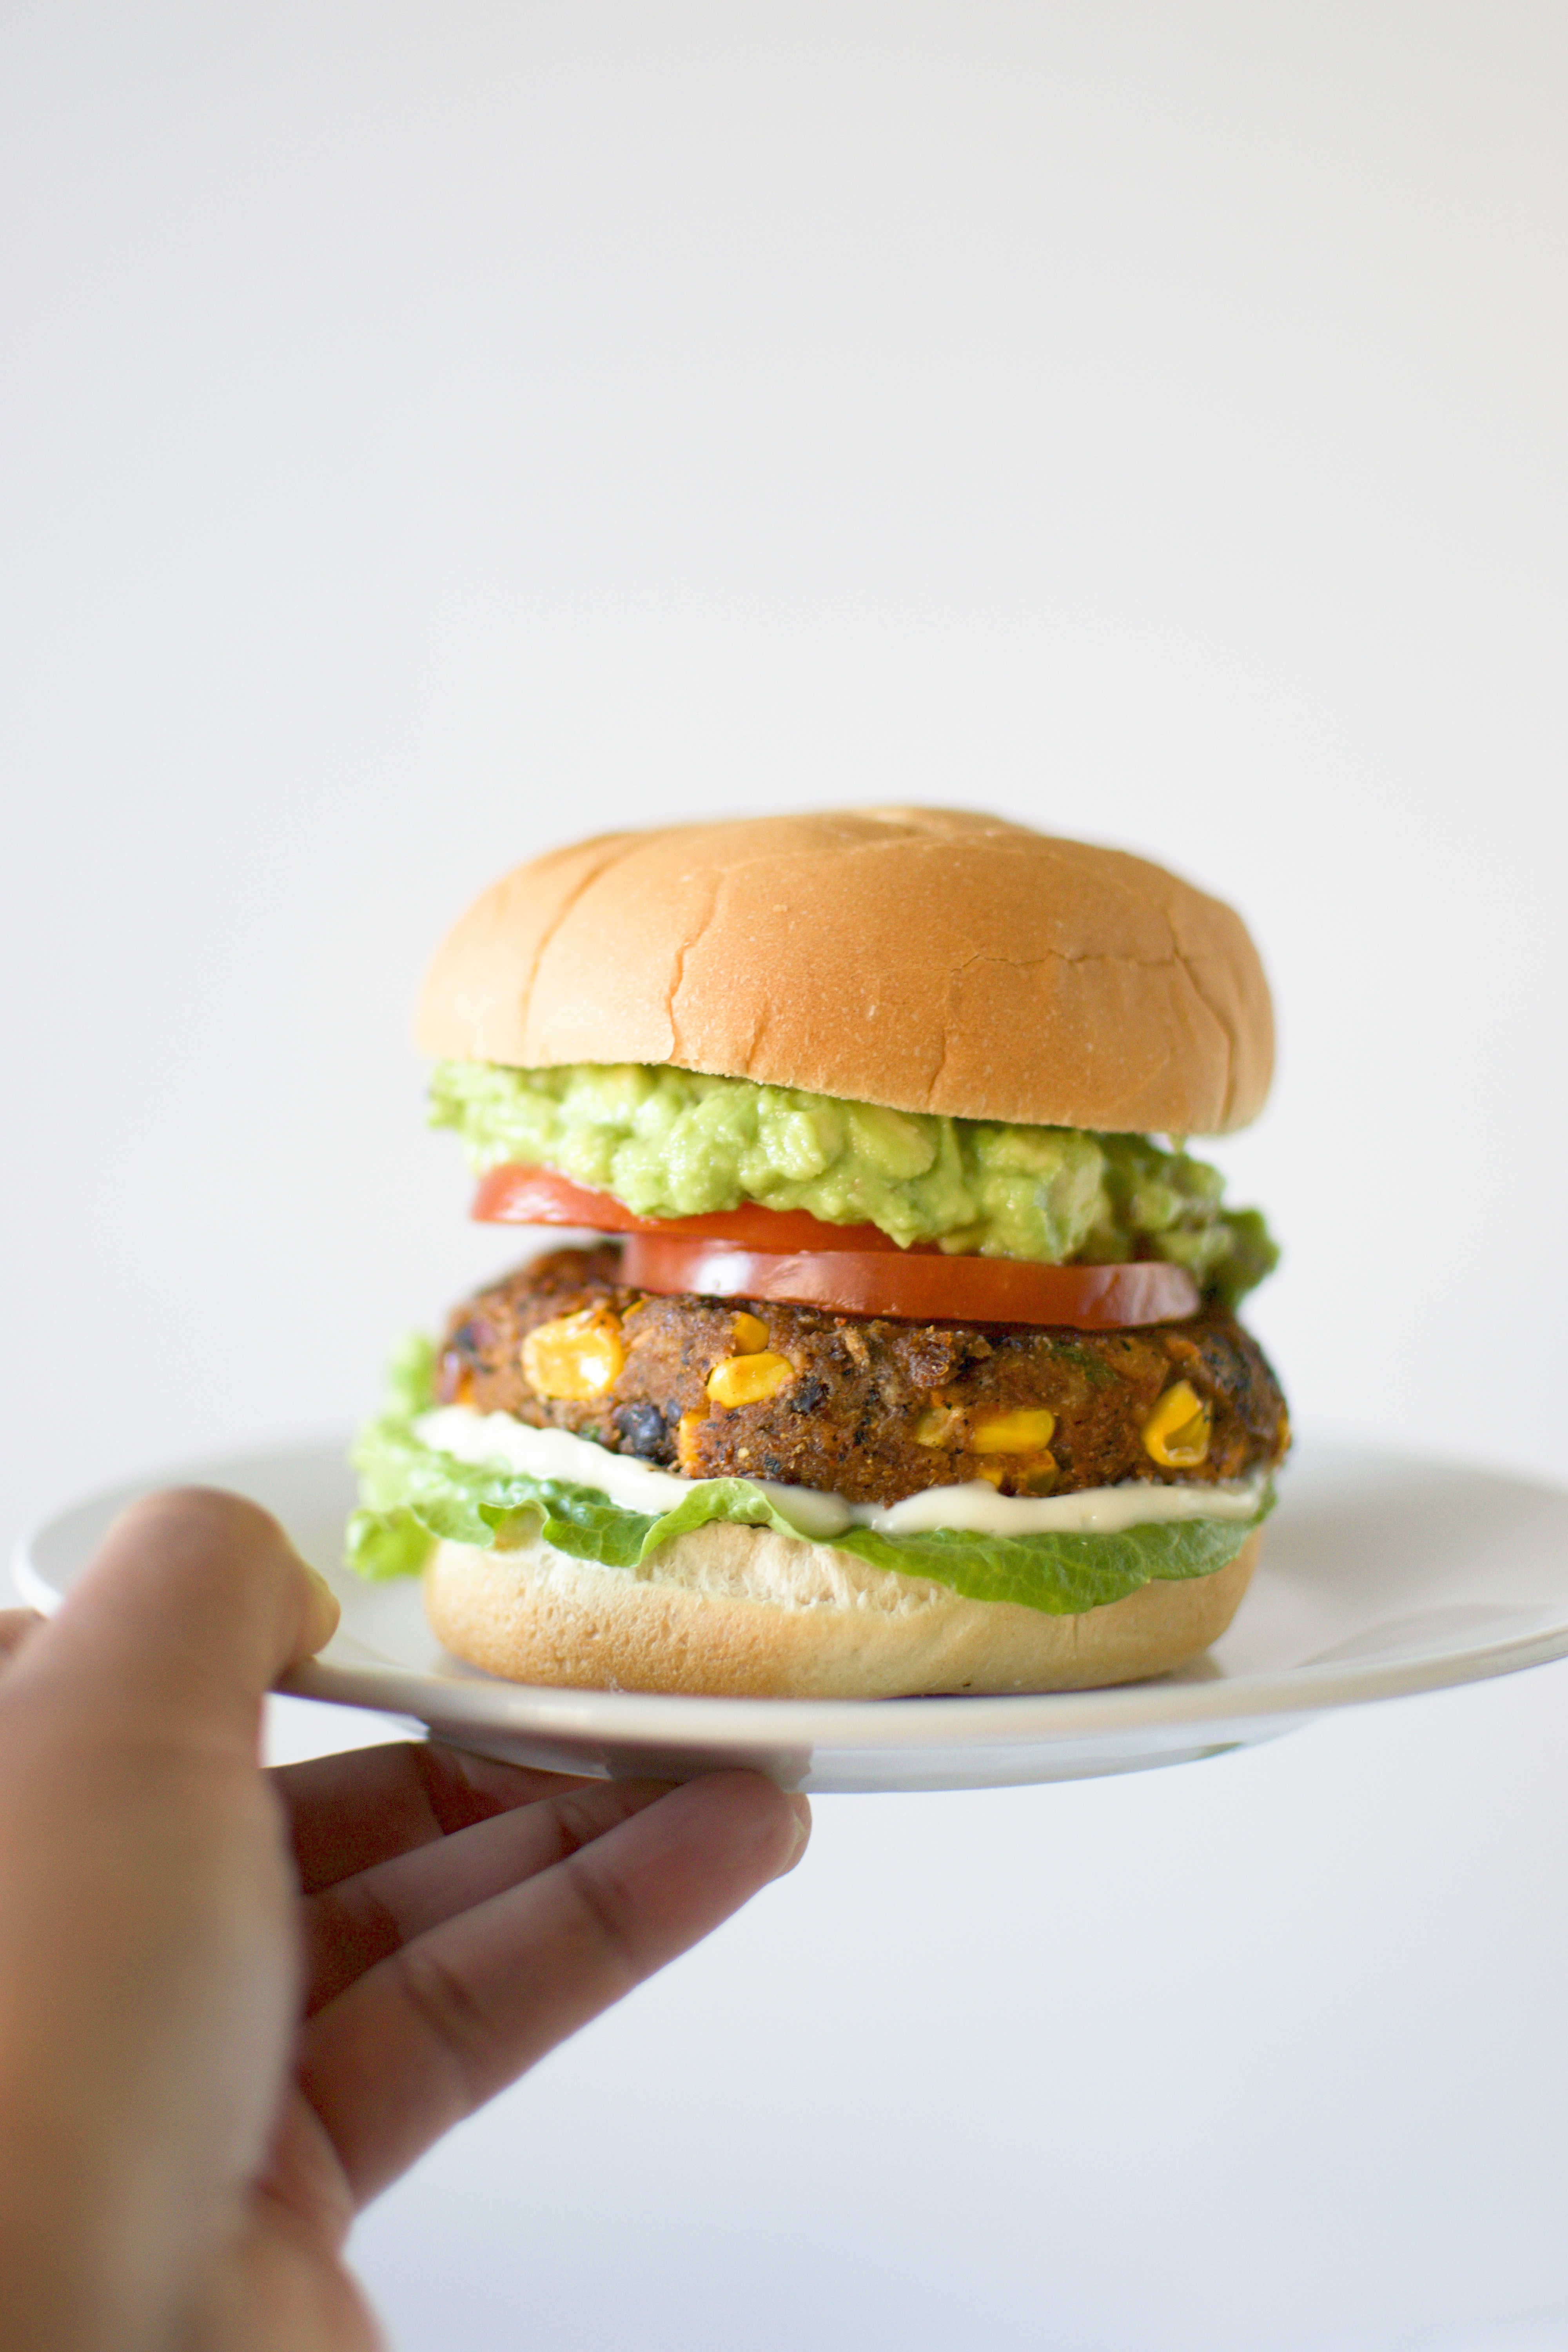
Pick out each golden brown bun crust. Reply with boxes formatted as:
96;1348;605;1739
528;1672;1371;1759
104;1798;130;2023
423;1522;1260;1700
414;809;1272;1134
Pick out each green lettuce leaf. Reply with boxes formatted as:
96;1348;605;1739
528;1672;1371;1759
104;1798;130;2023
348;1338;1272;1616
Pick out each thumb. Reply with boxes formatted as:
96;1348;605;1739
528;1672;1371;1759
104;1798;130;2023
0;1492;339;2350
10;1487;339;1757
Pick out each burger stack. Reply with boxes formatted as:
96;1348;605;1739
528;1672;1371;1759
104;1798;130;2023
350;808;1289;1699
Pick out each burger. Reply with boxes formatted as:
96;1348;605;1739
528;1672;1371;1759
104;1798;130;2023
349;808;1289;1699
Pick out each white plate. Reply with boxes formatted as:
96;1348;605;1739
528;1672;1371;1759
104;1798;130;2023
14;1438;1568;1793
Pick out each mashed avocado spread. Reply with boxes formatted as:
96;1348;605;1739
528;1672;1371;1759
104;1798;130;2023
430;1061;1277;1305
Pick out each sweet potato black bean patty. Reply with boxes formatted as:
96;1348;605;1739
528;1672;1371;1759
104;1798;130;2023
436;1246;1289;1507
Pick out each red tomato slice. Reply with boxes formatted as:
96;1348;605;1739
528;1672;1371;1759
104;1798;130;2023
472;1164;1201;1327
619;1235;1200;1330
472;1163;907;1251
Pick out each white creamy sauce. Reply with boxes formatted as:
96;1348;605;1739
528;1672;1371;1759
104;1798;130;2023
412;1405;1267;1541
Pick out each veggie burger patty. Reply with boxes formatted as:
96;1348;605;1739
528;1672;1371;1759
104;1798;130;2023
437;1244;1290;1508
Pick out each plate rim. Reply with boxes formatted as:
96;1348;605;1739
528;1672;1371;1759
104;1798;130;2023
15;1435;1568;1756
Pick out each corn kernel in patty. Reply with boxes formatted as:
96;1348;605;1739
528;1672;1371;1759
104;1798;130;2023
971;1406;1058;1454
1141;1380;1212;1468
707;1351;795;1408
521;1307;625;1401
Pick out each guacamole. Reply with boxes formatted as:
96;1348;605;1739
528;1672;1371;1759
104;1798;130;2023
430;1060;1278;1305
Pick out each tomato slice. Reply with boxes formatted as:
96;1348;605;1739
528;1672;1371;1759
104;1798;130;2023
473;1163;1201;1328
472;1163;908;1252
619;1235;1200;1330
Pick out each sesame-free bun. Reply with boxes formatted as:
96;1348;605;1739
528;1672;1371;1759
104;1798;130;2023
423;1521;1260;1700
415;808;1272;1136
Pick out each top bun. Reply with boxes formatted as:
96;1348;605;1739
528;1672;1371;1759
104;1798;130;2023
415;809;1273;1135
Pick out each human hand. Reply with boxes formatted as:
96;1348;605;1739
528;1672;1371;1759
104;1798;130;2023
0;1491;809;2352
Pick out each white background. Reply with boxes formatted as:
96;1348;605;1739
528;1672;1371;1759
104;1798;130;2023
3;6;1566;2348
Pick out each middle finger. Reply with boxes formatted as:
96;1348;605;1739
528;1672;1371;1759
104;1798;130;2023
271;1738;604;1893
300;1775;675;2011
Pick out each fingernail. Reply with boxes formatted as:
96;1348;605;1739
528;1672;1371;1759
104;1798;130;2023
776;1795;812;1875
299;1561;341;1655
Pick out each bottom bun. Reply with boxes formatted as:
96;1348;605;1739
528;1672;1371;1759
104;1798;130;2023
423;1518;1261;1700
